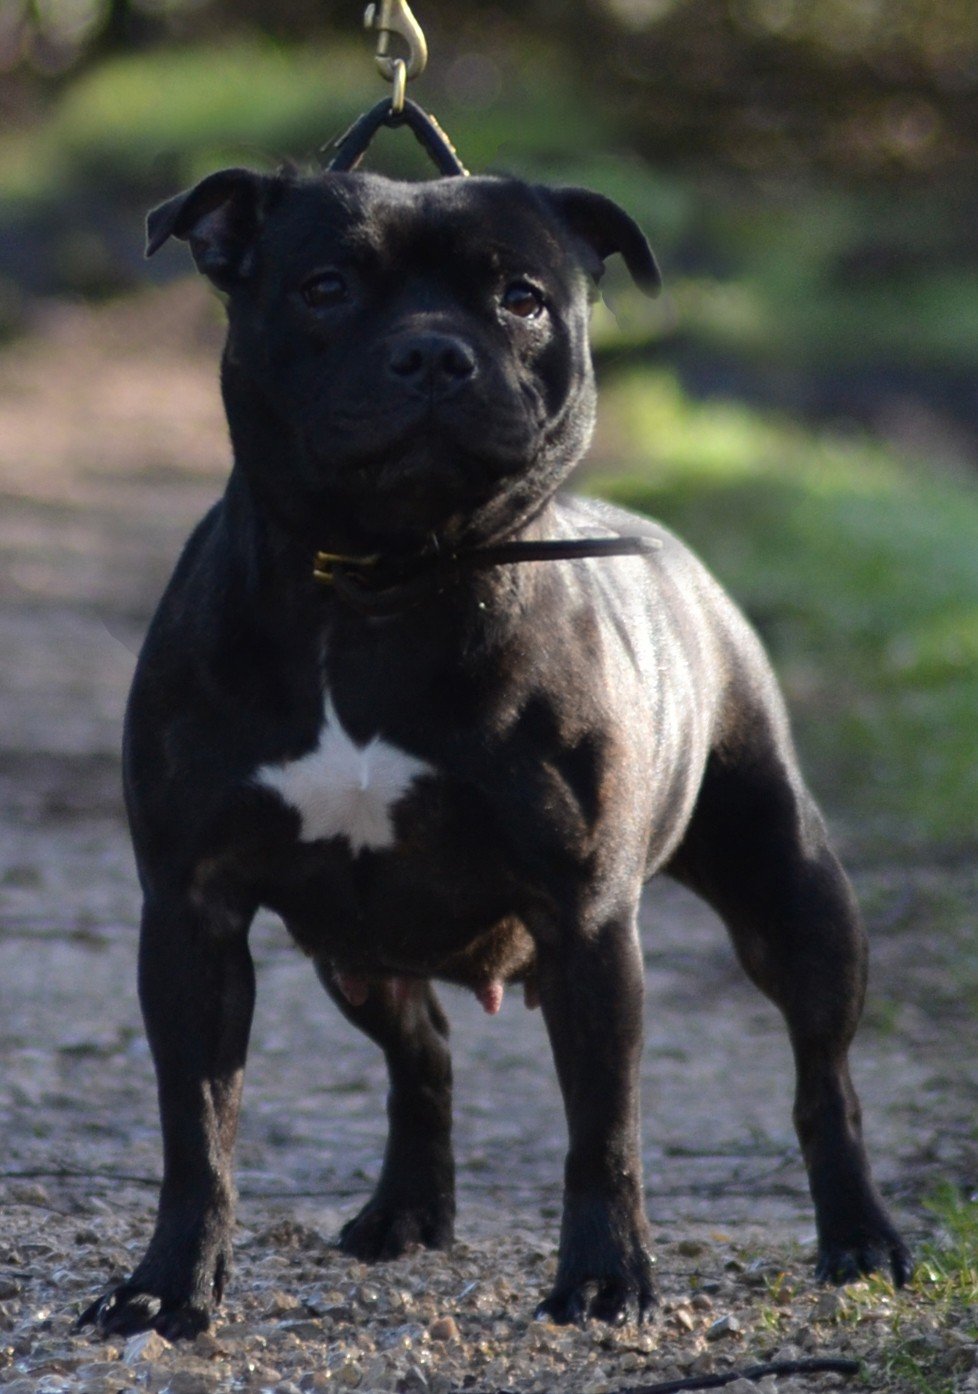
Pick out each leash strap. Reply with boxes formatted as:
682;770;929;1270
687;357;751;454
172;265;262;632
451;536;662;568
314;534;662;615
323;96;469;177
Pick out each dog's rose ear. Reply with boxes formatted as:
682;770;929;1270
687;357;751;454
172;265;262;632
543;187;661;297
145;168;274;288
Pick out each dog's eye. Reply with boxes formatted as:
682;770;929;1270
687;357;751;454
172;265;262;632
501;281;545;320
301;271;348;308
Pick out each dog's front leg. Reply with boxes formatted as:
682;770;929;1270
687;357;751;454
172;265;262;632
80;893;255;1338
534;899;655;1325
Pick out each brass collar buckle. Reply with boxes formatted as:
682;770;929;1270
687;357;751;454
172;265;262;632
312;550;380;585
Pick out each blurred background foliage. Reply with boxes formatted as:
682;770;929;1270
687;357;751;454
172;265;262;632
0;0;976;856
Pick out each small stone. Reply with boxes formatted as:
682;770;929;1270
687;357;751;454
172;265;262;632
25;1356;84;1380
83;1196;113;1216
165;1373;213;1394
811;1292;843;1322
0;1281;20;1301
705;1314;741;1340
743;1260;781;1288
299;1289;329;1316
333;1358;363;1388
280;1320;326;1340
671;1307;695;1331
428;1316;459;1343
678;1239;705;1257
298;1376;331;1393
378;1322;426;1352
192;1331;223;1357
242;1367;283;1388
691;1292;713;1311
322;1305;355;1324
264;1290;303;1318
400;1363;430;1393
9;1182;49;1205
361;1356;394;1388
688;1351;715;1376
122;1330;170;1364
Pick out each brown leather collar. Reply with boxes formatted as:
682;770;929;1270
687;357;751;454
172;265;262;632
313;535;662;616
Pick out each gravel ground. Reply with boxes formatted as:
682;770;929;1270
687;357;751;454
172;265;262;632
1;286;977;1393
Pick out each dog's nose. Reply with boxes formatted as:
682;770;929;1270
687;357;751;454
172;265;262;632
386;333;477;395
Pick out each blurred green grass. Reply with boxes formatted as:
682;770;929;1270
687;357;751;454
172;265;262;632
591;371;978;857
0;38;613;200
0;41;366;201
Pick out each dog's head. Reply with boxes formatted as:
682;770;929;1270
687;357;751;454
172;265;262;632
147;169;659;551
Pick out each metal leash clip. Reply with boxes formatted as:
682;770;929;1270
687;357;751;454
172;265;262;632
364;0;428;113
322;2;468;180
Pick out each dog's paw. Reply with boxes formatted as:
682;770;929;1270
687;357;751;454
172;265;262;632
816;1229;914;1289
78;1285;211;1340
338;1195;454;1262
535;1261;657;1326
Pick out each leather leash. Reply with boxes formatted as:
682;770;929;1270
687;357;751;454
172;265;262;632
323;95;468;177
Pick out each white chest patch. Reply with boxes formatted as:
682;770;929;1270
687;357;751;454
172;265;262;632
256;699;434;853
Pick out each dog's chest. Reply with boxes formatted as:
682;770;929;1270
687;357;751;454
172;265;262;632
255;697;434;853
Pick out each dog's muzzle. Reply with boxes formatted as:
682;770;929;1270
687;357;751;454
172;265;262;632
386;332;477;400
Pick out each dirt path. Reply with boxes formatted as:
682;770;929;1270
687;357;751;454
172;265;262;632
0;286;975;1393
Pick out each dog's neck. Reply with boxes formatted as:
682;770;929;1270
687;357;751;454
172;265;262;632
219;466;557;621
216;470;657;637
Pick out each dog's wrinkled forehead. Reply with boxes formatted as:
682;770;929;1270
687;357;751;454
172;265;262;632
262;174;591;290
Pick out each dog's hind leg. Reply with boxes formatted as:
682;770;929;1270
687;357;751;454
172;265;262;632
318;969;456;1260
80;894;256;1337
667;737;912;1288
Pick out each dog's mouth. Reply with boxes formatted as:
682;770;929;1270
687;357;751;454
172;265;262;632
310;384;543;476
292;410;547;553
309;406;538;490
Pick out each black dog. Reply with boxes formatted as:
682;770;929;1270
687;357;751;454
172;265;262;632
81;168;910;1338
